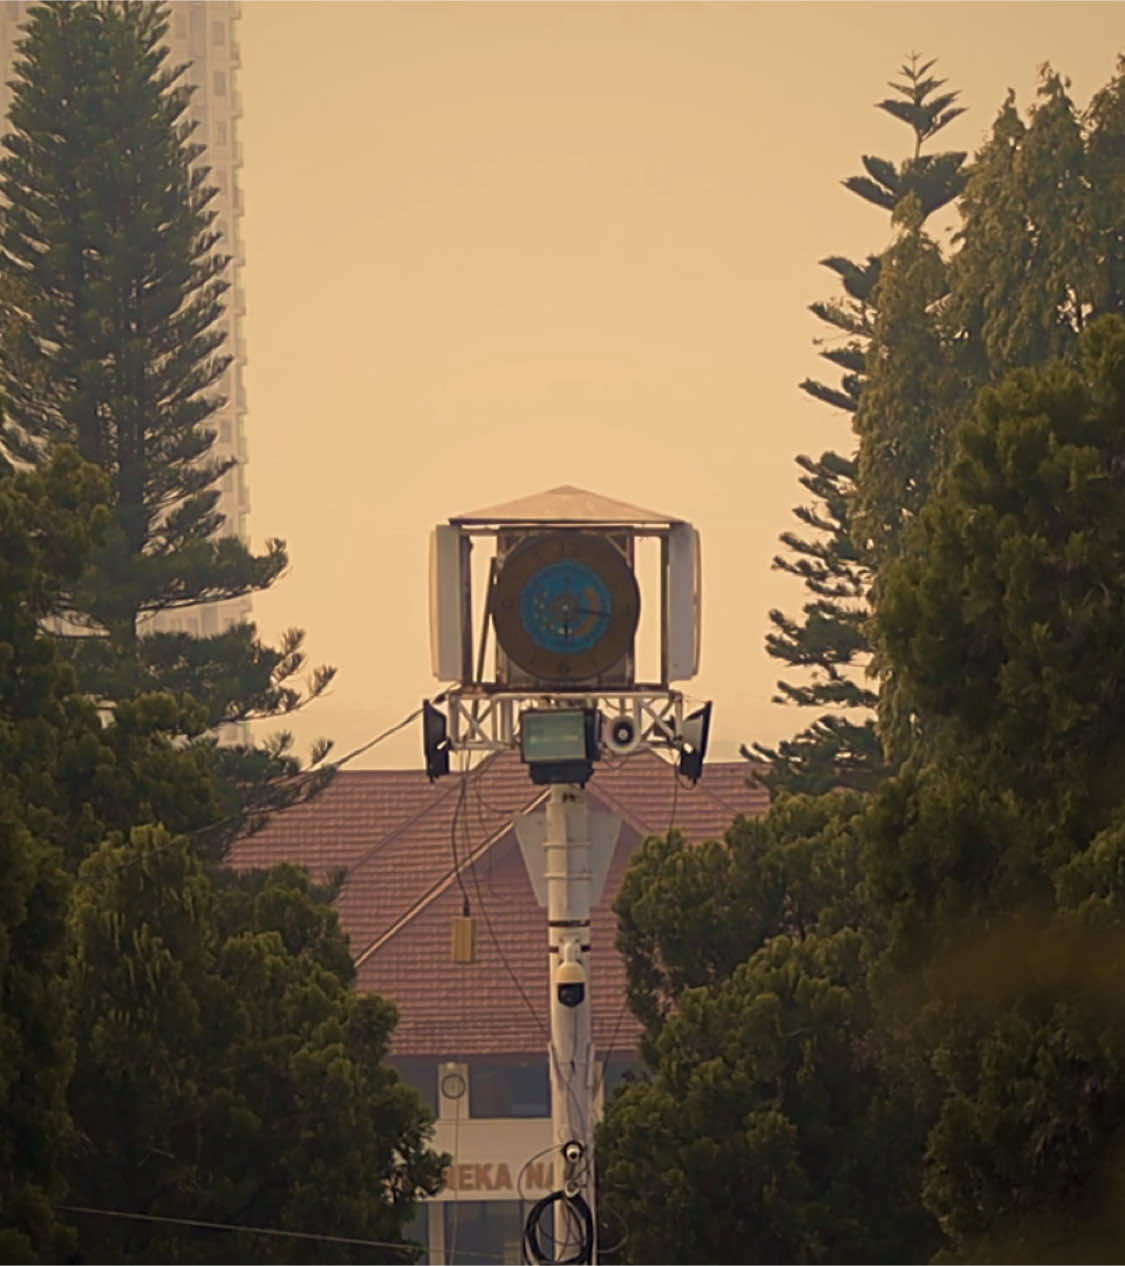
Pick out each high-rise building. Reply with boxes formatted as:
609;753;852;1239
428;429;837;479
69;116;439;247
0;0;252;641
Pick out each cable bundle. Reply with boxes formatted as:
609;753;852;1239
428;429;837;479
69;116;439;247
521;1190;594;1265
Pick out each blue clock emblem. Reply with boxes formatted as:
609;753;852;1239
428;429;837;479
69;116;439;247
520;561;613;654
493;531;641;682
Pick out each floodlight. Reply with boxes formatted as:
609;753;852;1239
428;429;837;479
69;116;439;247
520;708;599;785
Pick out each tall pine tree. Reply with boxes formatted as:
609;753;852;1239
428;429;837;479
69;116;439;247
751;56;966;795
0;1;332;745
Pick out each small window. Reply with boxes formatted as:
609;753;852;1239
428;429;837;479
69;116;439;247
603;1053;641;1100
388;1058;438;1116
469;1056;549;1118
212;20;226;45
212;70;226;96
213;169;227;192
215;120;227;146
443;1201;531;1266
173;12;186;37
219;418;232;444
201;606;218;637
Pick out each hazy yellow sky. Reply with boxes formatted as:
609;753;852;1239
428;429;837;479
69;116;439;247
235;1;1125;769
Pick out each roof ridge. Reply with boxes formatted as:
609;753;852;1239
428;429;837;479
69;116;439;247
692;771;755;823
593;751;756;837
338;751;517;879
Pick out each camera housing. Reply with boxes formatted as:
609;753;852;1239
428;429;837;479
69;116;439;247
556;956;587;1008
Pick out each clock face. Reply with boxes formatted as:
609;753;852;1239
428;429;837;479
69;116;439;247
493;531;640;682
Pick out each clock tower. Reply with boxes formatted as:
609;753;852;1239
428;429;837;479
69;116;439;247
422;485;710;1265
426;484;706;769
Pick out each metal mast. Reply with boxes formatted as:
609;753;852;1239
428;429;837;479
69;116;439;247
545;784;597;1259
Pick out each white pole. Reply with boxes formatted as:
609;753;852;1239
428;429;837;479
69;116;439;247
545;782;596;1263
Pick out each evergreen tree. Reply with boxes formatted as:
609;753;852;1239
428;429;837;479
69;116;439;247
866;317;1125;1260
752;56;966;795
0;1;332;746
67;846;445;1264
600;795;939;1263
0;448;107;1261
949;73;1092;384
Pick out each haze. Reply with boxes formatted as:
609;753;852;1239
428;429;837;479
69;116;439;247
236;1;1124;768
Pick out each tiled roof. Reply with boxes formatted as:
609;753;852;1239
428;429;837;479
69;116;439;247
229;751;768;1056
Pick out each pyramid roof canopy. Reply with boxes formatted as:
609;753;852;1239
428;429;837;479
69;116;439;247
451;484;681;527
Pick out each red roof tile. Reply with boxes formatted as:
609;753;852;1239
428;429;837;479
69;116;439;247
228;750;768;1056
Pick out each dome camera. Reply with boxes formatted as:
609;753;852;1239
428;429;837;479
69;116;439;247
556;959;586;1008
556;956;586;1009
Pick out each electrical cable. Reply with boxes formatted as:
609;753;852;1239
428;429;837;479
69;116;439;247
592;752;682;1106
55;1202;500;1260
95;694;453;879
457;763;595;1186
521;1190;594;1265
449;753;473;917
461;761;550;1044
516;1143;563;1203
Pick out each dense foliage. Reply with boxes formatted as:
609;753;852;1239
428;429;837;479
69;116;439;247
751;56;967;795
602;55;1125;1266
0;0;334;834
0;6;445;1262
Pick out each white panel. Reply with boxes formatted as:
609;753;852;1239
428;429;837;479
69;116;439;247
516;808;620;906
429;525;464;681
514;812;548;907
666;523;701;681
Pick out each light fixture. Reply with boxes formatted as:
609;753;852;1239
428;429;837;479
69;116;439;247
519;708;599;785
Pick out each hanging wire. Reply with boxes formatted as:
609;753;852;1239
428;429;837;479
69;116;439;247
449;753;473;917
93;695;451;880
516;1143;563;1203
521;1190;594;1265
55;1202;499;1260
592;752;682;1106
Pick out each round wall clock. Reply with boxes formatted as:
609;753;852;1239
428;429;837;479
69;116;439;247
492;531;640;682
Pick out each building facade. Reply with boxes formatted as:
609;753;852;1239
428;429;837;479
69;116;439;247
231;751;769;1264
0;0;252;639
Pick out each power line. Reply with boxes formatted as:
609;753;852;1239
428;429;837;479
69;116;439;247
55;1202;497;1261
462;762;550;1044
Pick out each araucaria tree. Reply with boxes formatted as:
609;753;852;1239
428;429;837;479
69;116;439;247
751;56;967;795
0;0;331;735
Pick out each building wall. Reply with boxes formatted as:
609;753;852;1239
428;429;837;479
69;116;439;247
0;0;253;644
393;1053;639;1264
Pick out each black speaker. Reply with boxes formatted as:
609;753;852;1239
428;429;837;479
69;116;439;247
423;700;450;781
678;702;712;784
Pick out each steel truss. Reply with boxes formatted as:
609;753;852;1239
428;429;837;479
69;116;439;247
442;686;685;755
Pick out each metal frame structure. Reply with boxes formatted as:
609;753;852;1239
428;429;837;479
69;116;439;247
424;488;708;1265
445;686;685;755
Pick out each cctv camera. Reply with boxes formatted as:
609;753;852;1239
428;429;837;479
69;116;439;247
556;956;587;1009
604;714;640;754
563;1140;584;1165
